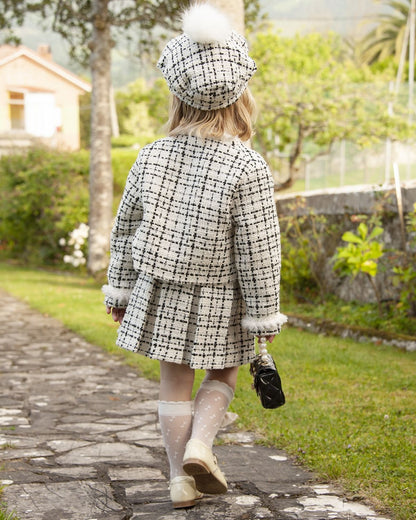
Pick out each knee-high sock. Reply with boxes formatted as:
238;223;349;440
158;400;193;479
191;379;234;448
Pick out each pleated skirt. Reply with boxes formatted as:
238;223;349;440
116;271;255;369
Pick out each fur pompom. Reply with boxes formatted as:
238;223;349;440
182;3;232;45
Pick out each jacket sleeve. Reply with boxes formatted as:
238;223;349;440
231;158;287;335
101;156;144;308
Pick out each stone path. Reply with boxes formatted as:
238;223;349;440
0;289;391;520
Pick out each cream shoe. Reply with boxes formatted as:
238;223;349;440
183;438;228;494
169;475;203;509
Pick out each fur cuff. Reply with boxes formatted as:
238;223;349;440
101;285;132;307
242;312;288;333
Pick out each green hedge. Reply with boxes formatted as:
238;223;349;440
0;147;141;267
0;148;89;265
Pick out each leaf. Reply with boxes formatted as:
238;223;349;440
357;222;368;240
342;231;362;244
361;260;377;277
369;226;384;240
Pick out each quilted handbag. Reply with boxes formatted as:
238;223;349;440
250;337;285;409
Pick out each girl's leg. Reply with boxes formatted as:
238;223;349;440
158;361;195;479
205;366;239;391
190;366;239;448
182;366;239;494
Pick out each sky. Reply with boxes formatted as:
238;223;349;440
261;0;382;38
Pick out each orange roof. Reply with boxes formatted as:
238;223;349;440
0;44;91;92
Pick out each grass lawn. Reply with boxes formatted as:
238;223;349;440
282;294;416;338
0;263;415;520
0;507;18;520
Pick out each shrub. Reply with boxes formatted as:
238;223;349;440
0;147;89;265
333;217;385;313
392;202;416;317
279;197;340;300
111;134;140;148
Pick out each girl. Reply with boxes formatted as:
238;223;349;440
103;2;287;509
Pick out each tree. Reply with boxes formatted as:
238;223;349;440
249;31;413;190
210;0;244;33
0;0;188;273
115;77;169;140
1;0;260;274
358;0;411;66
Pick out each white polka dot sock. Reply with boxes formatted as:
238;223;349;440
191;379;234;448
158;400;193;479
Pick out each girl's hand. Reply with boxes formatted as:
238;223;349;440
106;306;126;324
257;335;276;343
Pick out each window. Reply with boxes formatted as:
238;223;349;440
8;90;60;137
9;91;25;130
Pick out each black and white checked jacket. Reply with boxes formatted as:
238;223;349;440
103;134;287;335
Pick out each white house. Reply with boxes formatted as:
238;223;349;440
0;44;91;150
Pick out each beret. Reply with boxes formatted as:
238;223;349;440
157;4;256;111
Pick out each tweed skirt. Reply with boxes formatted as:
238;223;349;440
116;271;255;369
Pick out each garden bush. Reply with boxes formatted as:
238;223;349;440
111;133;158;149
279;194;416;330
279;197;344;300
0;147;89;265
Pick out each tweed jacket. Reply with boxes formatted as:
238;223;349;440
103;134;287;335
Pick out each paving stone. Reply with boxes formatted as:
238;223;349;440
56;421;140;434
41;466;98;479
116;428;161;443
97;417;146;426
252;507;275;518
108;466;165;481
0;448;54;460
0;416;29;426
130;502;189;519
218;431;256;445
3;481;123;519
0;290;392;520
0;469;53;485
58;414;104;424
46;439;93;452
130;510;187;520
132;438;165;448
125;480;168;502
0;436;42;449
55;442;156;465
296;494;391;519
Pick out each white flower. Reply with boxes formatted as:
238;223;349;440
78;223;89;237
62;223;89;269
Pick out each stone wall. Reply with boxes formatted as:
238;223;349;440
275;181;416;303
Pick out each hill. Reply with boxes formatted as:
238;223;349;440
261;0;382;37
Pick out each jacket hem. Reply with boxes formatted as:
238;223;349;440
135;262;238;286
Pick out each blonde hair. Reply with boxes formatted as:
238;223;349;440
168;88;256;141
